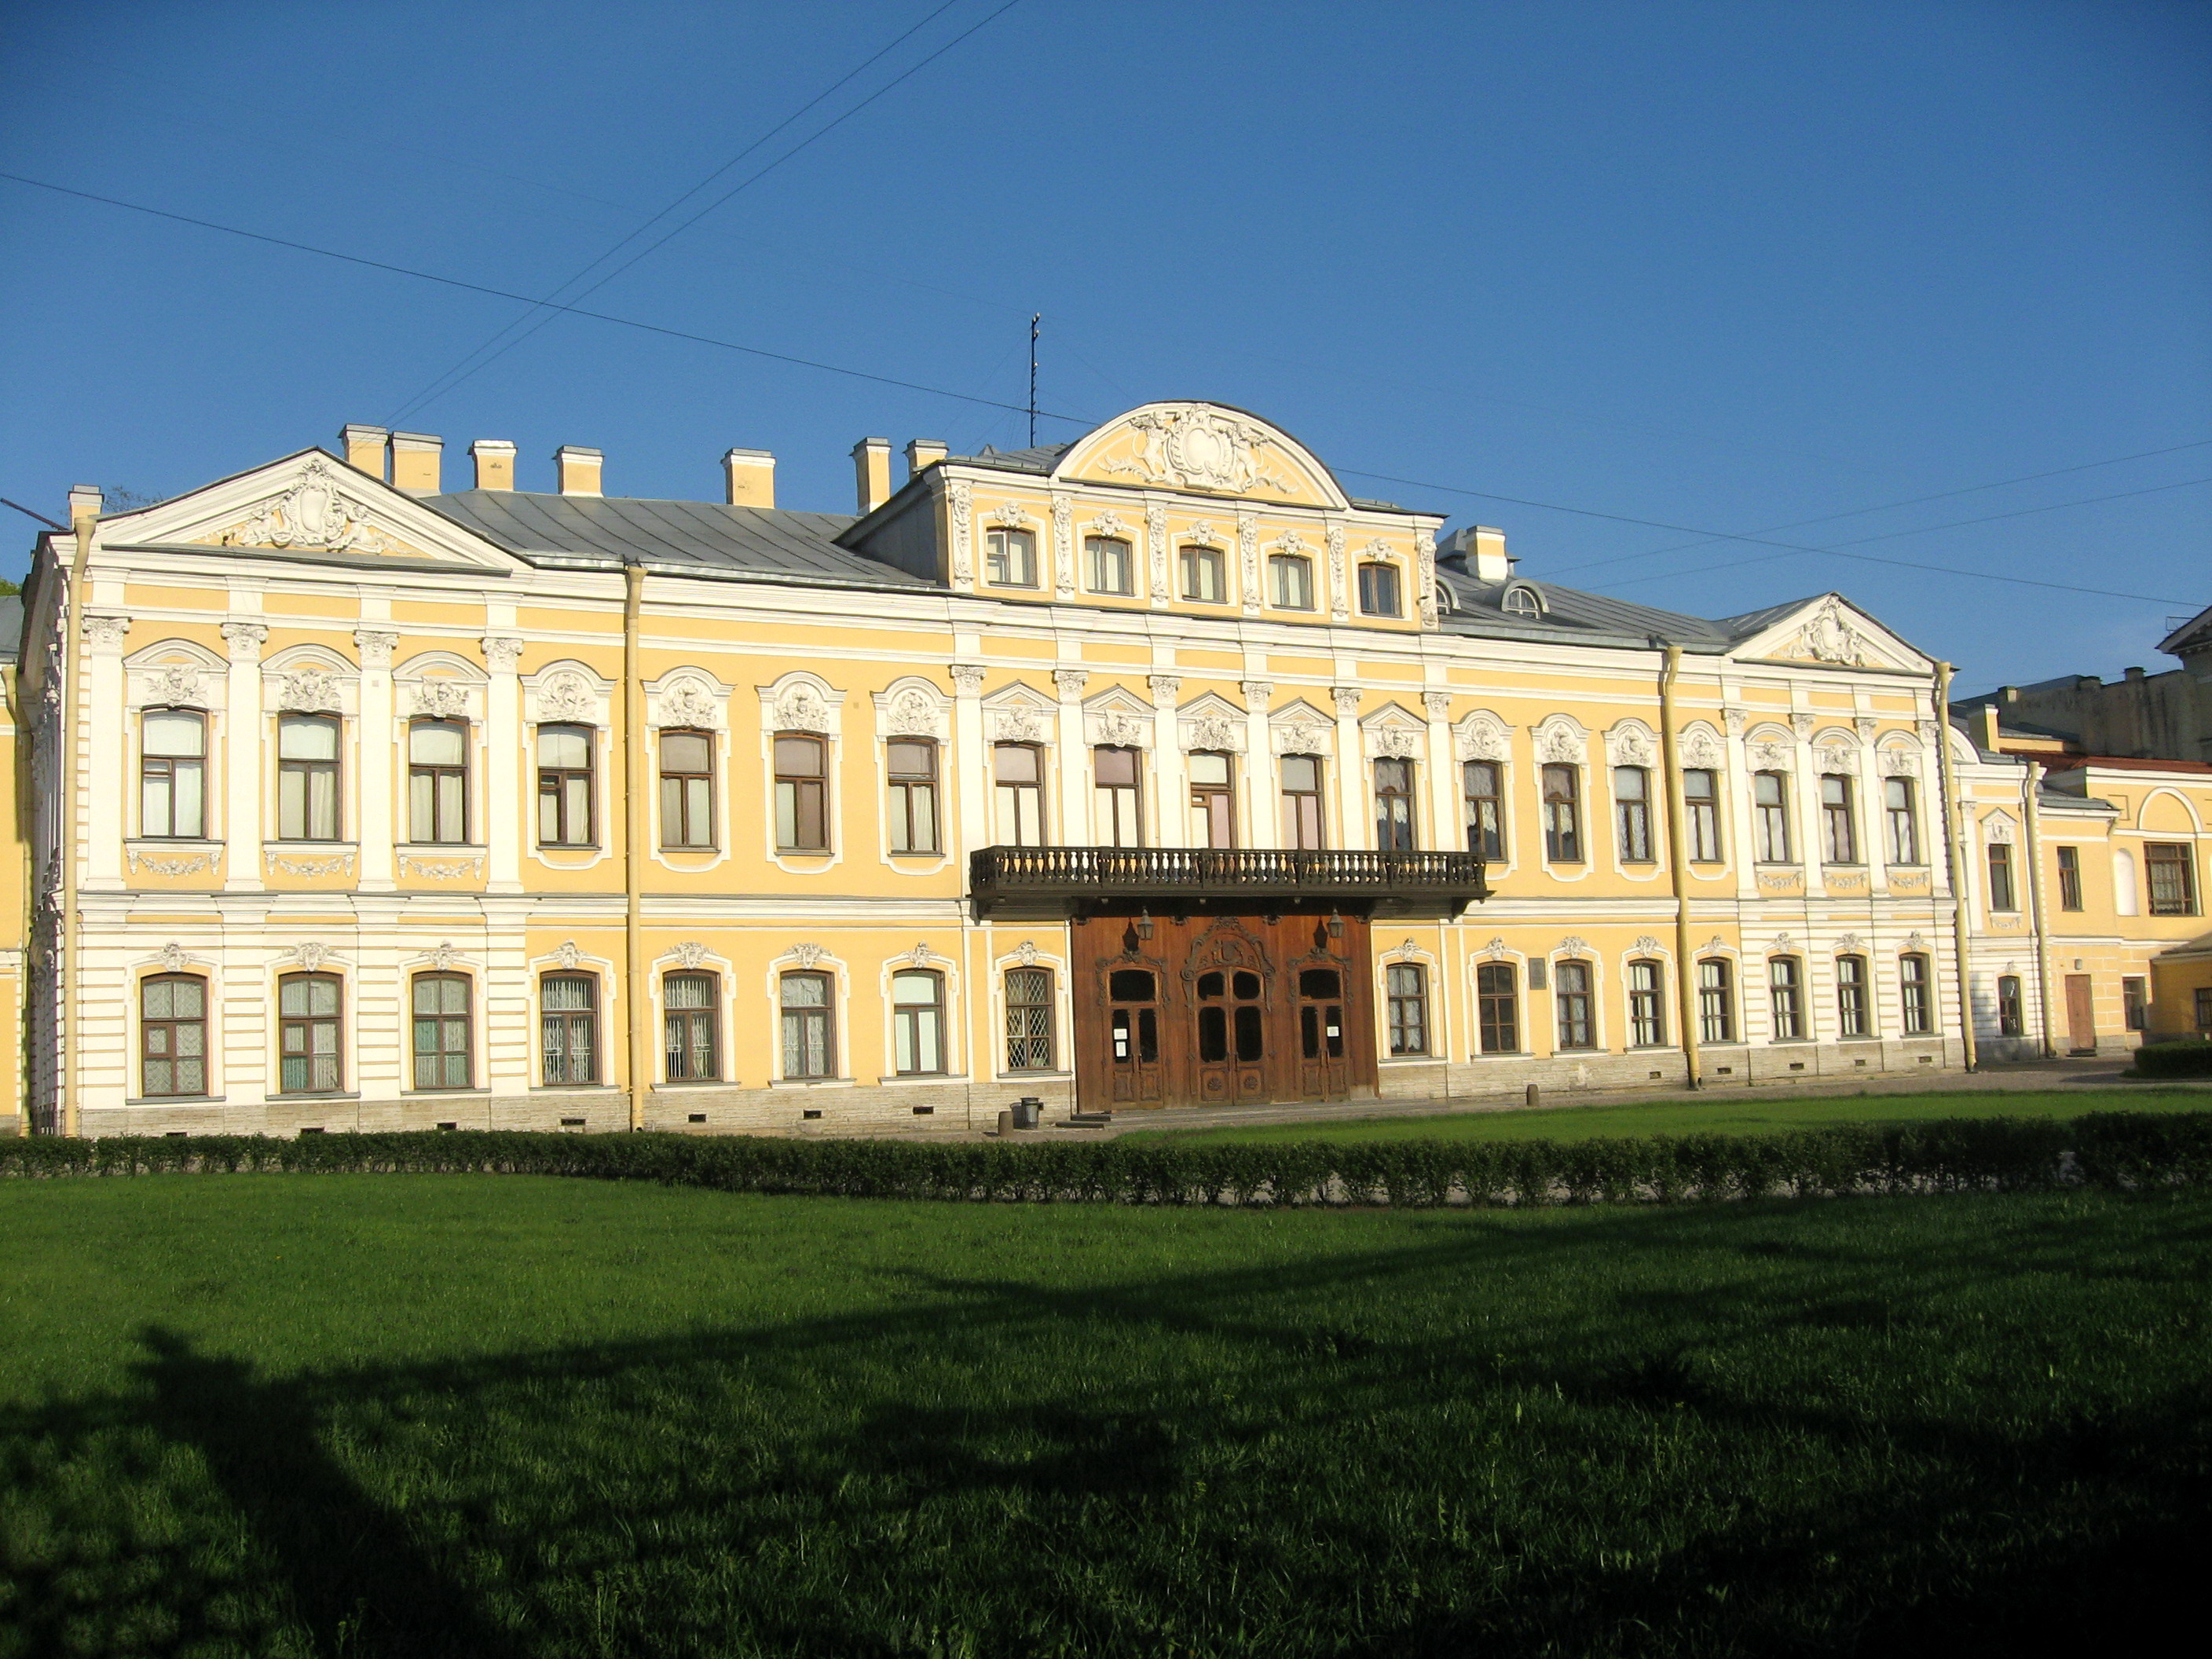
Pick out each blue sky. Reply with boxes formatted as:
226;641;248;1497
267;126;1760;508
2;0;2206;692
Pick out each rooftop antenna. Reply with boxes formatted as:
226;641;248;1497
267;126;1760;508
1028;313;1040;449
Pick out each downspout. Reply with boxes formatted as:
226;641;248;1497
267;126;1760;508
623;558;648;1132
60;513;94;1136
1933;662;1979;1072
2023;760;2056;1057
1657;643;1701;1088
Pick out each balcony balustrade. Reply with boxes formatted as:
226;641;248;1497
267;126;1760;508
969;844;1490;918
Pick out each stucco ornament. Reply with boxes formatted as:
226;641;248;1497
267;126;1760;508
1051;493;1075;598
131;848;221;877
1100;405;1299;495
412;680;472;720
1535;716;1588;764
1367;722;1421;760
947;480;973;583
1880;745;1921;776
1634;936;1663;954
1795;598;1870;667
1456;714;1511;764
1790;712;1817;739
1237;512;1260;614
1558;936;1590;958
225;457;395;554
158;942;192;971
1184;713;1244;754
1331;686;1364;717
993;701;1049;744
1606;722;1658;768
1090;509;1128;540
1679;722;1724;769
1090;708;1152;749
535;671;597;723
292;942;328;970
906;943;936;967
1705;937;1730;956
1905;931;1928;951
1184;519;1221;550
948;664;987;696
1053;668;1090;700
1240;681;1274;709
555;940;583;969
1148;675;1181;709
1421;691;1453;721
670;941;711;969
1145;505;1170;601
222;621;268;661
1013;940;1040;967
1984;813;2016;844
1414;529;1439;627
1772;932;1796;954
482;635;524;674
429;942;460;970
277;667;342;714
1481;937;1511;960
1326;526;1348;620
353;629;398;669
1747;737;1793;771
82;614;130;652
269;852;351;876
1273;720;1330;756
883;687;946;739
775;682;832;734
146;665;203;705
991;500;1031;531
1835;933;1866;954
1816;741;1858;774
1855;716;1878;742
656;676;721;731
790;943;826;969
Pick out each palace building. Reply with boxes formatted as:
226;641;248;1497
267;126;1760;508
14;401;1984;1137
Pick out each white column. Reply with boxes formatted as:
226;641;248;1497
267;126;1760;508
1150;676;1184;848
1241;681;1274;847
483;635;525;892
355;629;398;892
82;614;130;890
1726;710;1758;900
1789;712;1822;875
951;665;988;856
1332;686;1365;849
1054;668;1089;845
221;621;266;892
1423;690;1456;853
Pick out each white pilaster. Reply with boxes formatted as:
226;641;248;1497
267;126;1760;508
82;614;130;890
1150;676;1184;848
355;629;398;892
483;635;525;892
1332;686;1365;849
221;622;267;892
951;665;988;857
1423;690;1456;853
1240;682;1273;847
1053;668;1089;845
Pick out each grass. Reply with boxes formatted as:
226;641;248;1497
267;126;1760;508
2;1177;2207;1657
1116;1086;2212;1145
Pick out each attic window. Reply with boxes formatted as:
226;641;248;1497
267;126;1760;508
1501;582;1545;618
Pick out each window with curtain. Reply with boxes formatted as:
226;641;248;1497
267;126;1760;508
276;713;340;841
1542;764;1582;862
408;719;468;844
1752;772;1790;862
140;974;207;1097
886;738;939;854
1555;961;1594;1049
1614;766;1652;861
892;970;946;1075
1628;960;1664;1046
1477;962;1518;1053
662;972;720;1082
1899;954;1932;1034
994;743;1046;846
1463;760;1503;860
1005;967;1054;1071
2148;843;2197;915
537;723;595;847
1997;975;2023;1038
659;731;715;850
1094;745;1142;847
1768;957;1804;1038
540;974;599;1085
1085;535;1132;595
1188;752;1236;848
775;734;828;851
780;972;833;1079
1386;964;1429;1056
141;709;207;838
1357;562;1401;617
1697;958;1734;1043
1180;545;1225;604
1374;758;1415;851
411;972;471;1090
1683;768;1721;862
1269;554;1314;610
278;972;342;1093
1281;754;1324;850
1837;955;1869;1038
1884;776;1920;865
1821;775;1857;863
985;527;1036;587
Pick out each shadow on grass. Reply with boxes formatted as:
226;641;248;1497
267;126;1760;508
2;1196;2207;1656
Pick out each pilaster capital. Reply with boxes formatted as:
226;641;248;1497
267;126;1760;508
1239;680;1274;709
1148;674;1181;709
80;613;130;653
1422;690;1453;720
1331;685;1364;717
948;664;987;696
1052;668;1090;700
482;635;525;675
353;628;399;669
221;621;269;663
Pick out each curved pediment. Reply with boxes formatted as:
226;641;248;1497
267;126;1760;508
1053;402;1350;510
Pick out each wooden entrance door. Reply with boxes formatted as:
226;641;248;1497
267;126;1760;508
1104;962;1165;1104
1294;963;1350;1098
2064;974;2096;1054
1188;917;1272;1104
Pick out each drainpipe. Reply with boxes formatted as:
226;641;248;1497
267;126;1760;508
623;558;649;1132
1933;662;1979;1072
59;512;95;1136
1657;643;1701;1088
2023;760;2056;1058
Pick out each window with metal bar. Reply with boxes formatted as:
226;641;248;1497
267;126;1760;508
140;974;207;1097
540;974;599;1085
411;972;471;1090
1005;967;1054;1071
1628;960;1664;1046
663;972;720;1082
278;972;342;1093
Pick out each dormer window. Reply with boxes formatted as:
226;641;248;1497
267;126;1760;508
985;528;1037;588
1357;562;1401;617
1500;582;1545;618
1269;554;1314;610
1181;545;1226;605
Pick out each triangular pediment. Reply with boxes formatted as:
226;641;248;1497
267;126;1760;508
1053;402;1350;510
1733;594;1929;673
101;449;520;570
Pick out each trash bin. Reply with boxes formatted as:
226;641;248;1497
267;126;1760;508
1011;1096;1042;1130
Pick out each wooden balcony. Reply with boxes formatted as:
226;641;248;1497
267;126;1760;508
969;845;1491;919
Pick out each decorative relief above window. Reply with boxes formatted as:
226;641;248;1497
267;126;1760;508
1534;716;1588;765
1604;721;1658;768
274;666;344;714
1455;713;1511;764
652;675;724;731
411;681;474;720
1679;721;1724;769
764;676;838;734
877;683;949;741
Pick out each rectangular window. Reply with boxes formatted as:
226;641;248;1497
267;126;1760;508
2196;987;2212;1033
1005;967;1055;1071
1997;975;2024;1038
1885;776;1920;866
1821;775;1857;864
140;973;207;1098
1987;840;2017;913
659;731;716;850
1900;954;1932;1035
663;972;720;1082
1094;746;1143;848
2056;845;2083;910
1837;955;1869;1038
985;528;1036;588
540;974;599;1085
1477;962;1519;1054
141;709;207;839
1188;751;1235;848
536;723;595;847
994;742;1046;847
1463;760;1503;860
775;733;828;851
1753;772;1791;862
1555;960;1594;1049
886;738;940;854
1180;545;1225;603
1269;554;1314;610
408;719;468;844
1281;754;1325;850
1683;768;1721;862
1374;757;1415;851
1614;766;1652;862
1769;956;1803;1039
1357;562;1401;617
1086;536;1133;595
411;972;471;1091
780;972;833;1079
2148;842;2198;916
1386;963;1429;1055
892;970;946;1075
278;972;342;1093
1542;764;1582;862
1628;960;1664;1046
1697;958;1735;1043
276;713;340;841
2123;976;2148;1032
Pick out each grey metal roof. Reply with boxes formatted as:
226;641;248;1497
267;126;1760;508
945;443;1075;475
424;491;930;588
1436;560;1737;650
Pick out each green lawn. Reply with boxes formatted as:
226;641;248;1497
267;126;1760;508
2;1176;2207;1657
1116;1086;2212;1145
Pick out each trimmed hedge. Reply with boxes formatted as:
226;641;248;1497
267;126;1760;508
2;1112;2210;1205
2127;1041;2212;1079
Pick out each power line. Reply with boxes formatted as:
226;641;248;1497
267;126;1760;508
385;0;1010;425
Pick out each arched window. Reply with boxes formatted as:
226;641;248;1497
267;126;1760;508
412;972;472;1090
1374;757;1415;851
1386;963;1429;1055
1628;960;1665;1046
276;713;340;841
1269;553;1314;610
775;733;828;851
1500;583;1544;618
1555;961;1594;1049
985;527;1037;588
1357;562;1401;617
540;973;599;1084
1697;958;1735;1043
892;969;946;1075
140;973;207;1097
1837;955;1869;1038
887;738;939;854
1768;957;1804;1039
278;972;342;1093
1477;962;1518;1054
408;718;468;844
1180;544;1225;604
1005;967;1055;1071
1086;536;1133;595
781;972;834;1079
537;723;595;847
664;972;720;1082
141;709;207;838
659;731;716;850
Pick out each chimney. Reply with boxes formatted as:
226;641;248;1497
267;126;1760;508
67;484;101;526
1468;526;1511;581
852;437;892;515
1973;705;2001;752
723;448;775;509
339;423;389;478
905;438;947;482
390;431;443;495
555;445;603;497
2125;665;2147;683
470;439;515;492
